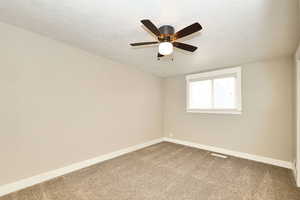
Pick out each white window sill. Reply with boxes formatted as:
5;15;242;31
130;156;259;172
186;109;242;115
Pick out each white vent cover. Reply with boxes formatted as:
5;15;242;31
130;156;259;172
210;153;228;159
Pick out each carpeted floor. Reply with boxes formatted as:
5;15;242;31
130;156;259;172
1;142;300;200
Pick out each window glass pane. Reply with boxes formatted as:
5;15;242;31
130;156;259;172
213;77;236;109
189;80;212;109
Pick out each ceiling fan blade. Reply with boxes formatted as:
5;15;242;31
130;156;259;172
158;53;164;57
130;41;159;46
173;42;197;52
141;19;161;36
175;22;202;40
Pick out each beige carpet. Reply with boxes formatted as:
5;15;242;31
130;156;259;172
1;142;300;200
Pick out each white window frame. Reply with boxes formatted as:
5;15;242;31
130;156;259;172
186;67;242;114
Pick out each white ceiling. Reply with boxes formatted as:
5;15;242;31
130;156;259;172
0;0;299;77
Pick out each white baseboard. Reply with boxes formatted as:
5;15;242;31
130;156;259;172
0;138;164;197
163;137;293;169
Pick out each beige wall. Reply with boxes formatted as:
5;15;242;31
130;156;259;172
294;0;299;173
0;22;163;185
294;59;298;163
164;58;294;162
295;59;300;185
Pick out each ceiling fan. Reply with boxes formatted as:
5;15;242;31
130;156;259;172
130;19;202;59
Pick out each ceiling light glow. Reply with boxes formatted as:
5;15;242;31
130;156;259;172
159;42;173;55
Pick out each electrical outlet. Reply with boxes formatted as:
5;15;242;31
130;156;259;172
169;132;174;137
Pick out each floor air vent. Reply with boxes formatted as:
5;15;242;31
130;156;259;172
210;153;228;159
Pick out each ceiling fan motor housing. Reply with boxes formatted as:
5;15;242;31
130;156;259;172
159;25;175;34
159;25;175;41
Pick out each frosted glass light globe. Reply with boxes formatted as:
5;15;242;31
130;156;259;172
158;42;173;55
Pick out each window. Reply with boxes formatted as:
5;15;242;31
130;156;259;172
186;67;242;114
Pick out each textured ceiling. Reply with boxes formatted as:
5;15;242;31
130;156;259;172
0;0;299;77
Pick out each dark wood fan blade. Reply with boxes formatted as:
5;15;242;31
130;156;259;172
175;22;202;39
141;19;161;36
158;53;164;57
130;41;159;46
173;42;197;52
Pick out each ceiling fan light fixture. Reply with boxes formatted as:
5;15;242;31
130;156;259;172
158;42;173;55
130;20;202;58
